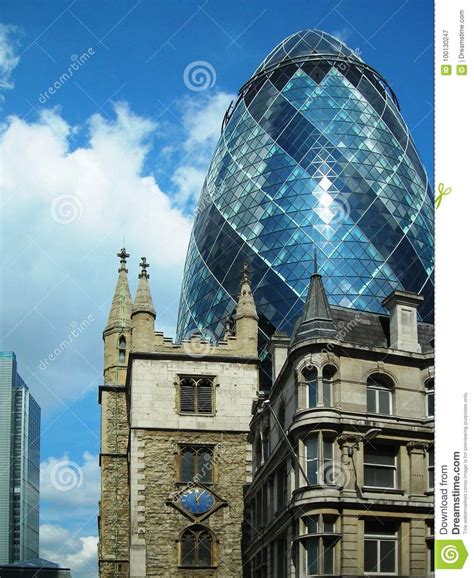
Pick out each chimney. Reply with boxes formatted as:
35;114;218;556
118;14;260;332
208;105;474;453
382;290;424;353
268;331;291;382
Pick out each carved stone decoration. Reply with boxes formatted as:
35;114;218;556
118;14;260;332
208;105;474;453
406;441;431;456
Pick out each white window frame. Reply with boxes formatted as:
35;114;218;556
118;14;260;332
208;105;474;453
304;434;334;486
364;446;397;489
302;515;337;576
302;366;318;408
367;380;393;415
426;381;434;418
301;365;336;410
364;531;398;575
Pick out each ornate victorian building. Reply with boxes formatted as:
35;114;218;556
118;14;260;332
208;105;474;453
99;250;434;578
244;266;434;577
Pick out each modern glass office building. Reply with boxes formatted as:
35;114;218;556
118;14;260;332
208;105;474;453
177;30;434;352
0;352;40;564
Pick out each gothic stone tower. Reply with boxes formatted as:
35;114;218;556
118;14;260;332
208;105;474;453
99;248;132;577
99;252;259;578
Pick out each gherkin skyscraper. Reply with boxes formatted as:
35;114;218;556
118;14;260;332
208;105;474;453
176;29;434;354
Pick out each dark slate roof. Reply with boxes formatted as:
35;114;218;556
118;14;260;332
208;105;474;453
331;306;434;353
291;273;337;344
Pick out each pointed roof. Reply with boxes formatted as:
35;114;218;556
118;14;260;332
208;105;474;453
132;257;156;317
106;248;133;330
292;251;336;344
235;262;258;321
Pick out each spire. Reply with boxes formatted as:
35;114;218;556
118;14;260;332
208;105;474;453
106;248;133;330
292;250;336;344
235;262;258;321
234;262;258;356
132;257;156;317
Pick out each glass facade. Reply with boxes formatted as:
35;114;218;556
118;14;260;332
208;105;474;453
177;30;434;353
0;352;40;564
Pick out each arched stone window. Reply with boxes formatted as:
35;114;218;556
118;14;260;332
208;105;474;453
322;365;337;407
179;376;214;415
425;379;434;417
118;335;126;363
302;365;318;407
179;525;215;567
178;445;214;483
367;374;394;415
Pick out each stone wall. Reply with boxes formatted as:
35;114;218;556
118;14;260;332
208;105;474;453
99;389;130;577
133;429;251;577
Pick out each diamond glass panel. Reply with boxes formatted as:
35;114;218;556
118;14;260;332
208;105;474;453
176;30;434;360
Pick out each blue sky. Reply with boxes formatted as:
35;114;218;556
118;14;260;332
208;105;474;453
0;1;433;576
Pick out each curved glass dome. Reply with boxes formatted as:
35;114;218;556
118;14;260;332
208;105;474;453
177;29;434;363
253;29;363;76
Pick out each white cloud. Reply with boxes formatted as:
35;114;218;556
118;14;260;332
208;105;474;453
182;91;233;151
172;164;208;206
328;26;353;45
0;102;192;410
0;23;21;92
0;92;232;411
170;91;234;206
39;453;99;578
40;523;97;578
1;102;191;249
40;452;99;523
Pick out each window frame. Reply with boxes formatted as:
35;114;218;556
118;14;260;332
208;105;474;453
301;514;339;576
300;364;336;410
427;446;434;491
179;524;217;568
322;364;336;407
367;374;394;415
425;379;434;418
426;522;434;574
364;529;398;575
118;335;126;363
364;444;397;490
363;520;400;576
178;375;215;416
304;433;334;486
177;444;215;485
302;365;318;408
